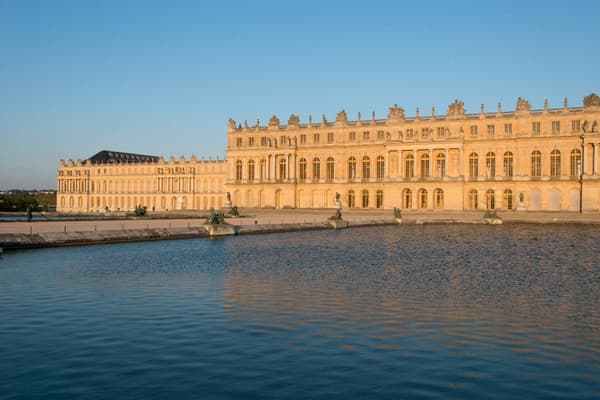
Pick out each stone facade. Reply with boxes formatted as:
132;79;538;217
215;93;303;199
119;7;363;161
57;94;600;212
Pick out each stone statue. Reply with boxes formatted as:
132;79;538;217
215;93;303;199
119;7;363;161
268;115;280;127
583;93;600;108
208;208;225;225
447;100;465;119
592;121;598;133
288;114;300;126
393;207;402;219
387;104;405;121
336;109;347;123
519;192;525;202
228;118;236;130
516;97;531;113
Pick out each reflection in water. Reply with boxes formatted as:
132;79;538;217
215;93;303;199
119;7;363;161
0;224;598;399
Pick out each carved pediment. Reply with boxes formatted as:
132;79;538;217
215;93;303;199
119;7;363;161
268;115;280;127
584;93;600;109
387;104;405;121
288;114;300;126
336;109;348;123
516;97;531;114
447;100;465;119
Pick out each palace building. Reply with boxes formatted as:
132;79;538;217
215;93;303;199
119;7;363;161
57;93;600;213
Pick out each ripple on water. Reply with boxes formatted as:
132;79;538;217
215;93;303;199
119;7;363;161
0;224;599;399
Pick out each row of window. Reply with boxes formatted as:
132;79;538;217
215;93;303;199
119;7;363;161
467;149;581;178
234;120;586;147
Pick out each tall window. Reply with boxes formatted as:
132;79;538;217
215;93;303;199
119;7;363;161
348;157;357;179
551;121;560;134
570;149;582;177
470;125;478;137
260;159;266;180
504;189;513;210
348;190;355;208
235;160;243;181
299;158;307;180
300;134;306;144
376;156;385;179
349;131;356;141
362;156;371;179
363;131;370;141
248;160;255;180
487;124;495;137
503;151;513;177
312;158;321;180
571;120;581;133
420;154;430;178
326;157;335;181
486;152;496;178
469;152;479;178
278;158;287;180
327;132;334;143
504;123;512;135
532;122;541;135
550;150;561;178
376;190;383;208
403;189;412;209
436;153;445;177
313;134;320;144
486;189;495;209
418;189;427;209
362;190;369;208
469;189;478;209
404;154;414;178
531;150;542;177
434;188;444;209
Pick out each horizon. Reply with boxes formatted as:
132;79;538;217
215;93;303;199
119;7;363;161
1;0;599;190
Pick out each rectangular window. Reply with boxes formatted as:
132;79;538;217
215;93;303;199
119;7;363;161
300;134;306;144
437;127;445;137
261;137;268;146
551;121;560;134
571;120;580;132
349;131;356;141
406;129;414;139
421;128;429;139
363;131;370;141
236;138;242;147
280;136;286;145
532;122;541;135
487;124;495;137
327;132;334;143
504;123;512;135
248;137;255;146
377;130;384;140
470;125;478;137
313;133;320;144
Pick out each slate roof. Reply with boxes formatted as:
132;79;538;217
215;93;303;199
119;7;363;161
87;150;160;164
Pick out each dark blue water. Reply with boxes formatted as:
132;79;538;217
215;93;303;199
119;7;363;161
1;224;599;399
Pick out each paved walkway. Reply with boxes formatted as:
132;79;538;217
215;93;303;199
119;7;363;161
1;209;600;235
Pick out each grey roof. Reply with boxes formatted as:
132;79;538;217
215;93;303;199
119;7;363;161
87;150;160;164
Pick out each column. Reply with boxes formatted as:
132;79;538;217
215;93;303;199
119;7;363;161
459;148;464;177
398;151;402;178
413;150;418;178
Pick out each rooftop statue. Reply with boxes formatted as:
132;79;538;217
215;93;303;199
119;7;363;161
516;97;531;113
288;114;300;126
336;109;348;123
228;118;236;130
447;100;465;119
583;93;600;108
268;115;280;127
387;104;405;121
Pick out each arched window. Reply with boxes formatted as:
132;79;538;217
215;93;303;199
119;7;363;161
469;153;478;178
299;158;307;180
376;156;385;179
247;160;255;180
486;189;495;209
348;157;357;179
570;149;581;177
403;189;412;209
235;160;243;181
326;157;335;181
469;189;478;209
278;158;287;180
531;150;542;177
503;151;513;177
420;154;430;178
312;158;321;180
362;156;371;179
434;188;444;209
376;189;383;208
550;149;561;177
348;190;355;208
503;189;513;210
418;189;427;209
260;159;266;180
362;189;369;208
436;153;445;177
404;154;414;178
486;152;496;177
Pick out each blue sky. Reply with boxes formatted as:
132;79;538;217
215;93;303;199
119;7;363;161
1;0;599;189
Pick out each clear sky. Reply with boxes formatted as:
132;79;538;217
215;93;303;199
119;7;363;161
1;0;599;189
